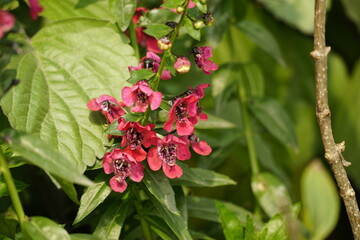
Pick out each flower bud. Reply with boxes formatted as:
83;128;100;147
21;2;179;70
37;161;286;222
157;36;172;50
176;5;185;13
193;20;204;30
174;57;191;74
200;0;207;4
203;12;214;26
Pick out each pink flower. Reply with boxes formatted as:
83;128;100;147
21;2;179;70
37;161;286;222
128;52;171;80
0;10;15;38
118;121;157;162
122;80;162;112
29;0;44;20
182;134;212;156
192;47;218;75
87;95;125;123
103;149;144;193
174;57;191;74
133;8;162;53
163;94;198;136
147;135;191;178
189;83;210;99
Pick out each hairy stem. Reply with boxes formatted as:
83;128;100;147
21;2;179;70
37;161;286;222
311;0;360;238
129;21;140;61
0;147;25;227
154;0;190;91
237;79;259;175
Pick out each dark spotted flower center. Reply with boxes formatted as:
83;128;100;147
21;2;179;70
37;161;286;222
188;134;199;144
142;58;154;70
125;127;144;150
175;102;187;120
158;143;177;166
101;100;110;111
137;91;149;103
113;158;129;180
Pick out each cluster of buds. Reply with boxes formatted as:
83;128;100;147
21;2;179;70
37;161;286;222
88;1;217;193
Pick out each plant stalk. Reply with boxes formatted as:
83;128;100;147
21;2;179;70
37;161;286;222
154;0;190;91
129;21;140;61
132;185;152;240
237;79;259;175
311;0;360;238
0;147;26;227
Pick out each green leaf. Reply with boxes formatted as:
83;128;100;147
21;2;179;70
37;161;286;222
1;130;92;186
216;201;244;240
51;176;79;204
127;69;155;84
244;216;255;240
149;194;192;240
70;234;103;240
187;196;262;228
170;162;236;187
248;97;297;149
257;215;287;240
23;216;71;240
0;211;18;239
40;0;112;21
94;198;129;240
251;172;292;218
174;186;187;225
0;175;28;197
142;166;180;215
143;24;173;39
184;16;201;41
109;0;136;31
189;231;215;240
104;120;123;136
193;0;207;13
256;0;316;34
237;21;285;66
301;160;340;240
144;215;177;240
196;113;237;129
74;176;112;224
341;0;360;31
161;0;184;9
0;19;137;172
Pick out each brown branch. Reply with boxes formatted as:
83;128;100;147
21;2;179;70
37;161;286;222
311;0;360;238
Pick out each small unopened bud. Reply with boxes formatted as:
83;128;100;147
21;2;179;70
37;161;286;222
200;0;206;4
203;12;214;26
157;37;172;50
174;57;191;74
193;20;204;30
176;5;184;13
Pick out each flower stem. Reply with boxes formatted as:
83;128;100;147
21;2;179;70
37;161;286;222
129;21;140;61
0;147;26;227
154;0;190;91
132;185;152;240
237;80;259;175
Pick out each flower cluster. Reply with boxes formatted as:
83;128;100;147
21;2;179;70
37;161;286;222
88;1;216;193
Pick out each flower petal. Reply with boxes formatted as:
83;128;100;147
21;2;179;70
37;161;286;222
163;164;183;179
149;91;162;110
147;148;162;171
176;119;194;136
102;152;113;174
110;176;128;193
129;162;144;182
192;141;212;156
161;70;172;80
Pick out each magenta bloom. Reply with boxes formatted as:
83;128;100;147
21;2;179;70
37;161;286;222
87;95;125;123
174;57;191;74
189;83;210;99
128;52;171;80
133;8;162;53
103;149;144;193
0;10;15;38
192;47;218;75
163;94;199;136
29;0;44;20
122;80;162;112
147;135;191;178
118;121;157;162
182;134;212;156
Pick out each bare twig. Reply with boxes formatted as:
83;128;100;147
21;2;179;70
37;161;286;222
311;0;360;238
